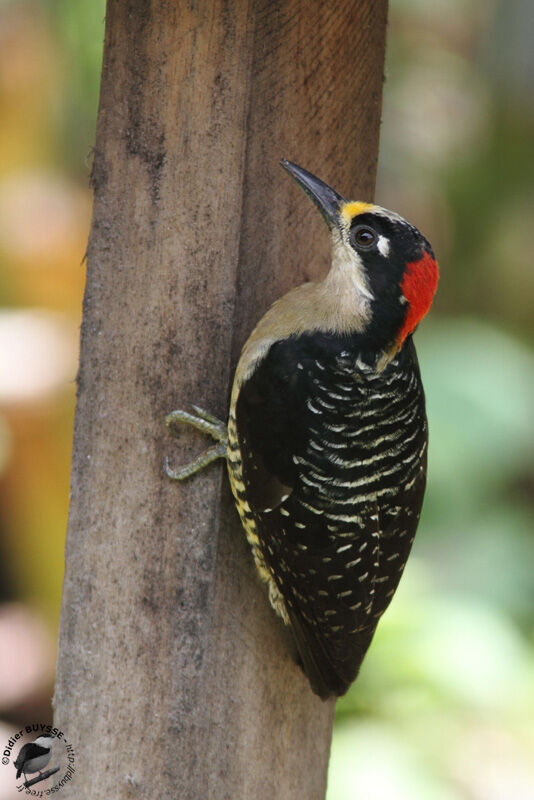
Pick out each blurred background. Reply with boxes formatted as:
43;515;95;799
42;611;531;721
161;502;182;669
0;0;532;798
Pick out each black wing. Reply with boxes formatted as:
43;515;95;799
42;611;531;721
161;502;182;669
14;743;49;777
235;335;427;698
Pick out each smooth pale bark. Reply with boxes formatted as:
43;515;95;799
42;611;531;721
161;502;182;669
54;2;388;798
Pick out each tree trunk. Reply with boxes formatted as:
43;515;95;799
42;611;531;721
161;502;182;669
53;2;388;798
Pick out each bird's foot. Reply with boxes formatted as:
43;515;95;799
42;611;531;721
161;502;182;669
164;405;228;480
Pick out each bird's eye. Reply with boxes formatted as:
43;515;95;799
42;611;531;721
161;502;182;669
353;226;376;249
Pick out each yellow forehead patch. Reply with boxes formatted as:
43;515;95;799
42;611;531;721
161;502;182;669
340;201;375;227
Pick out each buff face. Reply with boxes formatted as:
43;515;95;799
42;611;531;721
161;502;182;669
280;160;438;353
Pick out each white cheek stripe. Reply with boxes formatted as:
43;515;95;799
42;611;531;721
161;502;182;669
377;235;390;257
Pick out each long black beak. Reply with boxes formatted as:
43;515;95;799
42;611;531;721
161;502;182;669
280;159;345;230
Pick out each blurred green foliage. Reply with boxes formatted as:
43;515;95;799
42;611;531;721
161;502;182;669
44;0;106;175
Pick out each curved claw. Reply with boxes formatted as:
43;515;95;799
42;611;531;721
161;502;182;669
164;442;227;481
164;404;228;481
165;407;227;443
189;404;226;430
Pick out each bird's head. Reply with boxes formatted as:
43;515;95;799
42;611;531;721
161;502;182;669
281;160;439;356
33;735;53;748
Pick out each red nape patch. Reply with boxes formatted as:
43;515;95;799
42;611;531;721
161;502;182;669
398;251;439;344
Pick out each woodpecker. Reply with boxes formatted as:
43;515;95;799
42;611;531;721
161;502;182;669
165;160;438;699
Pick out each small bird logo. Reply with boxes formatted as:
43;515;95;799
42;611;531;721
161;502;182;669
14;734;54;784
